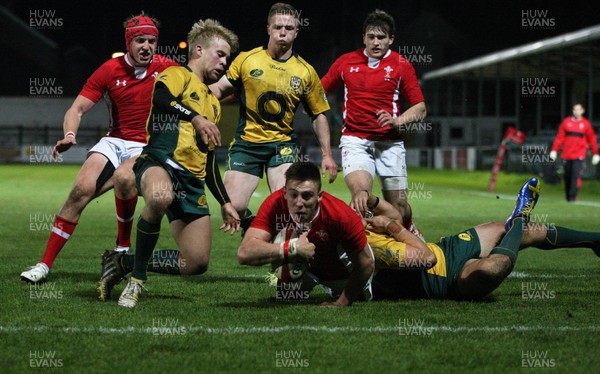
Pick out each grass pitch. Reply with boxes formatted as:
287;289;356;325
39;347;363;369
1;164;600;373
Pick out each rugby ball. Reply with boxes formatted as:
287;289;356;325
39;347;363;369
271;227;308;282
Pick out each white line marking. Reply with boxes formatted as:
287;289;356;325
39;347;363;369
1;325;599;334
508;271;589;279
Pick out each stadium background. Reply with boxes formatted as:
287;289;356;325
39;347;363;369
2;0;599;179
2;1;600;372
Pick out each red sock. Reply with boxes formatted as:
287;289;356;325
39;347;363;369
115;195;137;248
41;215;78;268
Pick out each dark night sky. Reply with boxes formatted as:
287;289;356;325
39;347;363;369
2;0;598;95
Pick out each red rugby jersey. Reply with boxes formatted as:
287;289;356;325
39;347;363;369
79;54;178;143
551;116;598;160
252;188;367;281
321;48;425;141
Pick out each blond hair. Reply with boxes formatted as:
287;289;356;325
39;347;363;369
187;19;239;59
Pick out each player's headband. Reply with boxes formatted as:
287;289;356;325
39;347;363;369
125;16;159;51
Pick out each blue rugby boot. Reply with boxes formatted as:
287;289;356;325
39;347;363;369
505;178;541;231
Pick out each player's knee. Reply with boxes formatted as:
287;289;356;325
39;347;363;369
145;193;172;214
181;258;208;275
112;165;135;190
480;257;512;283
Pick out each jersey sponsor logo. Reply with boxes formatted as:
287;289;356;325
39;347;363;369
116;80;127;87
158;74;168;81
190;92;200;102
170;101;192;115
349;67;360;72
270;64;286;72
458;232;472;241
384;66;393;81
249;68;264;78
233;161;246;166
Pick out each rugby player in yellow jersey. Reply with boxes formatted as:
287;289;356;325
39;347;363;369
98;19;240;308
210;3;338;233
365;178;600;300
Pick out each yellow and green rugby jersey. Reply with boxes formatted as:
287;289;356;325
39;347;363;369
146;66;221;179
368;230;449;299
227;46;330;144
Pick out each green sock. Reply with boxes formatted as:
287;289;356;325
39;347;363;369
490;217;525;265
538;224;600;250
147;249;181;275
132;217;161;281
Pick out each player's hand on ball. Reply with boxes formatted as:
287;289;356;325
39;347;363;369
53;136;76;159
219;203;241;235
295;232;315;259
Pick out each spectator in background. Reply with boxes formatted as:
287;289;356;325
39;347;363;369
549;103;599;202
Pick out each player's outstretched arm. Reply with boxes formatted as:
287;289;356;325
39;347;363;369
321;244;374;307
366;215;436;270
367;194;402;220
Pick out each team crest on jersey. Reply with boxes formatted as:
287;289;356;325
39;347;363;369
249;69;264;78
458;232;472;241
383;66;393;81
279;147;293;155
190;92;200;102
315;229;329;242
289;76;302;90
197;195;207;208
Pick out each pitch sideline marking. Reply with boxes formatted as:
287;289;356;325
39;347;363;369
1;325;599;335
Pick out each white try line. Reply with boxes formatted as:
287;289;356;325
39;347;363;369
1;325;599;335
233;272;592;280
508;271;589;279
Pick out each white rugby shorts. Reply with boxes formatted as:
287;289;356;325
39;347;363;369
88;137;145;168
339;135;408;191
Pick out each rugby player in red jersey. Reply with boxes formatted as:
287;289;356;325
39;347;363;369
238;162;374;307
549;103;599;202
20;12;179;283
321;9;426;239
